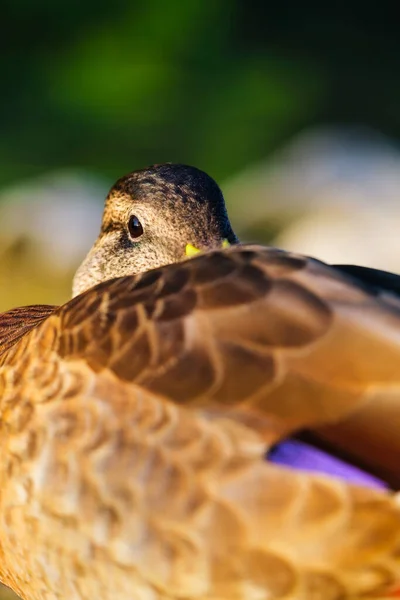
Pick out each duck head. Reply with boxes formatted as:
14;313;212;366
73;163;238;297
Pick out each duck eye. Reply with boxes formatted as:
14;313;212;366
128;215;144;239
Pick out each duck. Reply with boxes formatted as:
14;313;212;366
1;163;400;600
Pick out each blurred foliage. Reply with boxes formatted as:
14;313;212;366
1;0;399;190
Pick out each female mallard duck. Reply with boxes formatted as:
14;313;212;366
1;163;400;600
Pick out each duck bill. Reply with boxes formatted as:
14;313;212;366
185;238;232;258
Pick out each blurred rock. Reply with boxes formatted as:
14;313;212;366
0;171;106;311
0;171;106;274
224;127;400;272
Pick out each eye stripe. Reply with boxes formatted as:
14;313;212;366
101;221;120;234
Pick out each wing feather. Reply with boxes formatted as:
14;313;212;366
2;246;400;597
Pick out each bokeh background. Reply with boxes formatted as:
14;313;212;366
2;1;400;314
1;1;400;597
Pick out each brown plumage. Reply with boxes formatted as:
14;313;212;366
1;164;400;600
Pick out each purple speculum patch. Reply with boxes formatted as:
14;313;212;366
268;439;388;489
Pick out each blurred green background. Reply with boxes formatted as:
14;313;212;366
1;1;400;597
2;0;400;187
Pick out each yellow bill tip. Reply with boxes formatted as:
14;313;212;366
185;243;202;257
185;239;230;258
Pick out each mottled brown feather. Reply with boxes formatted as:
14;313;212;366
0;305;56;354
59;246;400;446
1;245;400;598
